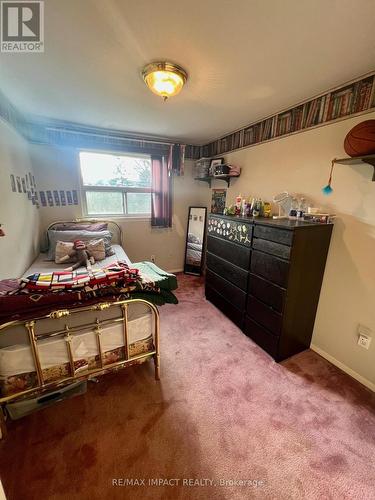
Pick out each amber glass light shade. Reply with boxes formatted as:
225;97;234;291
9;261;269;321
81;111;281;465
142;62;187;100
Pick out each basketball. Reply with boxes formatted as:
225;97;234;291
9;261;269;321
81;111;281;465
344;120;375;157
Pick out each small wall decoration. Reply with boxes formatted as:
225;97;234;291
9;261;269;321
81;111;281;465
53;190;60;206
37;189;78;208
39;191;47;207
16;177;22;193
60;190;66;206
211;189;227;214
46;190;54;207
10;175;16;192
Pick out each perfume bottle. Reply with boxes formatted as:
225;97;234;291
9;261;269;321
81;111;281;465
289;197;298;219
252;198;261;217
297;198;307;219
235;194;242;215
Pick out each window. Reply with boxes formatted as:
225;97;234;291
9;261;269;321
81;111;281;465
79;151;151;217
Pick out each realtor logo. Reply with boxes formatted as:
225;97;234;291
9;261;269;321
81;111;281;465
1;1;44;52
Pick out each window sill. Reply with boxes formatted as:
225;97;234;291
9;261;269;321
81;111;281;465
82;214;151;222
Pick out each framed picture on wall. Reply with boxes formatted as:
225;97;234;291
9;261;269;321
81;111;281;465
60;191;66;206
10;175;16;192
46;191;54;207
211;188;226;214
53;190;60;206
72;190;79;205
39;191;47;207
16;177;22;193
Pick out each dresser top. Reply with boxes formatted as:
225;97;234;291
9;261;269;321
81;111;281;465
209;213;333;230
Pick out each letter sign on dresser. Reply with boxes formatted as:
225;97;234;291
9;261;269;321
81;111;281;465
206;214;333;361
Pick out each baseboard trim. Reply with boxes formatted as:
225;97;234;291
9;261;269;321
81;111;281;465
166;268;183;274
311;344;375;392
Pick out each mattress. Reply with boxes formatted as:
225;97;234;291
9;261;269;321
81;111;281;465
23;244;131;277
0;314;154;396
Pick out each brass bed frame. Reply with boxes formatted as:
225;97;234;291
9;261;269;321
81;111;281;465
0;220;161;437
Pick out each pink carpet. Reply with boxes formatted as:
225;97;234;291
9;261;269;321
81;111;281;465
1;274;374;500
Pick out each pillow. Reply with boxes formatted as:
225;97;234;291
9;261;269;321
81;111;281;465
52;223;108;232
47;229;113;261
188;233;201;244
86;239;106;261
55;241;74;264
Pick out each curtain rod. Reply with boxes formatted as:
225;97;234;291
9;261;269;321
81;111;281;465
45;125;185;147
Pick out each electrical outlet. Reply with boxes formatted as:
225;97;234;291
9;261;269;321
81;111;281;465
357;324;372;350
151;255;155;263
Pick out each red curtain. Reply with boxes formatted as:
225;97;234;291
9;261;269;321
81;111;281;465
151;155;172;227
168;144;186;176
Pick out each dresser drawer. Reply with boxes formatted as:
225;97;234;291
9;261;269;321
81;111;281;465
207;216;252;247
249;274;285;313
206;252;249;291
251;250;289;288
246;295;282;336
206;285;244;329
206;269;247;310
252;238;291;260
254;225;293;246
244;316;279;360
207;235;251;270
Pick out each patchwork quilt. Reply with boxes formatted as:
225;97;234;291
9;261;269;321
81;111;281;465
20;263;139;292
0;261;178;325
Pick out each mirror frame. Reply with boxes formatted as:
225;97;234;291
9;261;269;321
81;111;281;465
184;206;207;276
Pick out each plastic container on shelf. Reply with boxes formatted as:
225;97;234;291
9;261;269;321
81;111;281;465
195;158;211;178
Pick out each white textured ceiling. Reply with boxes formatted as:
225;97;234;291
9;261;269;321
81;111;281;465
1;0;375;144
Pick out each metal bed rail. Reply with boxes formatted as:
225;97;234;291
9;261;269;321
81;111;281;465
0;298;160;435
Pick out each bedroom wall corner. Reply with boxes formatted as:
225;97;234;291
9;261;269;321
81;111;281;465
0;120;40;279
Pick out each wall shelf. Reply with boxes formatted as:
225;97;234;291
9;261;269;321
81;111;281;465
194;175;239;188
333;154;375;181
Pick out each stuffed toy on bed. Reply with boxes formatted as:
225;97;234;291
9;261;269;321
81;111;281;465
56;239;96;271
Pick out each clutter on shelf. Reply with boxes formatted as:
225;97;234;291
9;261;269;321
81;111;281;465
194;157;241;187
222;192;335;224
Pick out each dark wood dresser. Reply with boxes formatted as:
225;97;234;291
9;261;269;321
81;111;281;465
205;214;333;361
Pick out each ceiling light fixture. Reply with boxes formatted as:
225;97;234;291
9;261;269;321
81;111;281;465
142;62;188;101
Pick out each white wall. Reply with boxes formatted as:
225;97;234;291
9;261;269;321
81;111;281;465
197;113;375;389
29;144;207;272
0;120;40;279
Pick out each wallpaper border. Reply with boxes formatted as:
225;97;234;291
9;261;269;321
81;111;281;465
199;71;375;159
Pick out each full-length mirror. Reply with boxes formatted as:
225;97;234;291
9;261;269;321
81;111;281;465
184;206;207;276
